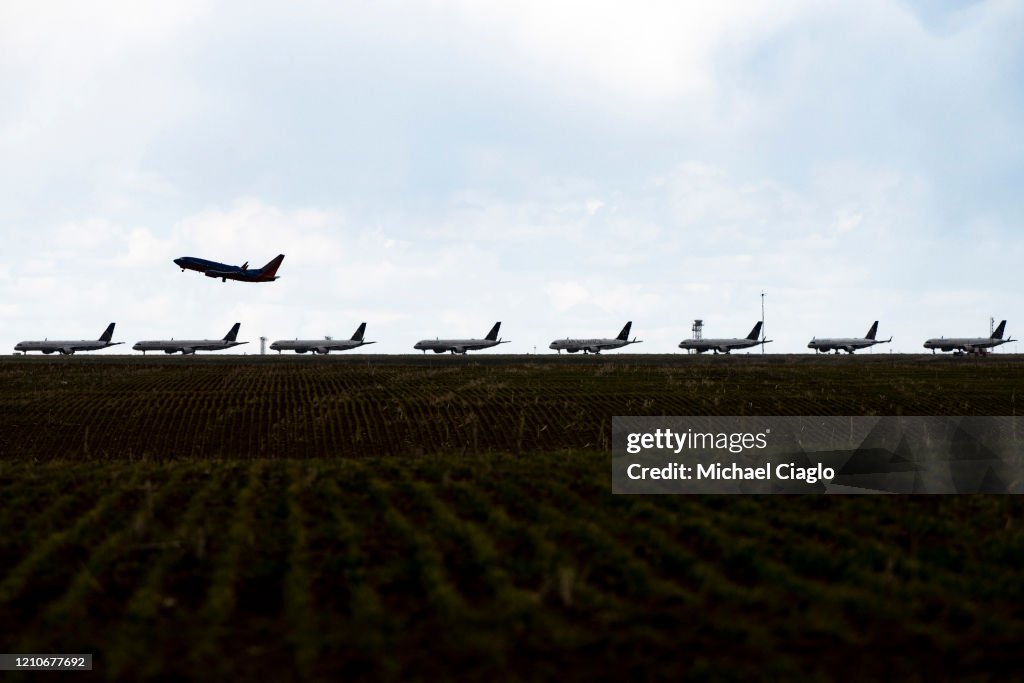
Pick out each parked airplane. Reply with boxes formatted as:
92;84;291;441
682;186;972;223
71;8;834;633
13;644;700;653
678;321;771;354
414;322;508;354
271;323;376;354
14;323;122;355
173;254;285;282
923;320;1015;355
132;323;247;355
808;321;892;354
549;322;642;354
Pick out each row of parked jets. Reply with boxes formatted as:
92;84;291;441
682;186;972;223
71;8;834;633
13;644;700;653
11;320;1016;356
139;252;1011;354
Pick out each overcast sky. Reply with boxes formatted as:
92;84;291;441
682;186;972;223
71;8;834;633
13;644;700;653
2;0;1022;354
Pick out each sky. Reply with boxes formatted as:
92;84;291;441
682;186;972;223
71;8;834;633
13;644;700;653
2;0;1023;354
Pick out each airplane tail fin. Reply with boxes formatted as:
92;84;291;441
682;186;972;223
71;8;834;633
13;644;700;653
617;321;632;341
260;254;286;278
351;322;367;341
992;320;1007;339
866;321;879;340
224;322;241;342
747;321;763;341
485;322;501;341
99;323;115;342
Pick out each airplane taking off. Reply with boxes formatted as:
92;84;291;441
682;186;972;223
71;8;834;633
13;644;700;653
678;321;771;354
173;254;285;282
14;323;122;355
132;323;248;355
923;320;1015;355
270;323;376;354
549;322;642;354
808;321;892;354
414;322;509;354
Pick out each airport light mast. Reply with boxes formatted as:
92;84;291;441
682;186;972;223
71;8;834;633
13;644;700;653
691;320;703;355
761;291;766;354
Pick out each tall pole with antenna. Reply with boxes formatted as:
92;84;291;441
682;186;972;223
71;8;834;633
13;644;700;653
761;291;766;354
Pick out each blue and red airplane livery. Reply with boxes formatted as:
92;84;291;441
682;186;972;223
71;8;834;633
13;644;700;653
174;254;285;282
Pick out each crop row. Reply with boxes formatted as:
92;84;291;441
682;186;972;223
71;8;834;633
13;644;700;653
2;361;1023;460
3;456;1024;680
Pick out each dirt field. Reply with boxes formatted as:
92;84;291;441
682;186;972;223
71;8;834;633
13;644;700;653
1;357;1022;681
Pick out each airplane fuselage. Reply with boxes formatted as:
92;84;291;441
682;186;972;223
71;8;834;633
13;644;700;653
174;257;232;274
548;338;636;354
808;338;889;353
270;340;375;354
14;340;122;355
132;340;248;355
413;339;505;354
923;337;1010;354
678;338;767;354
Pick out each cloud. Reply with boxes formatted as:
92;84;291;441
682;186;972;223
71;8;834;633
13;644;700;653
547;281;590;311
446;0;813;104
1;1;1022;355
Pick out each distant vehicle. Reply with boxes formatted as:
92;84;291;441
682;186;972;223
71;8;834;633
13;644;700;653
678;321;771;354
174;254;285;282
14;323;122;355
132;323;248;355
271;323;376;354
924;320;1015;355
808;321;892;354
549;321;642;354
414;322;509;354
